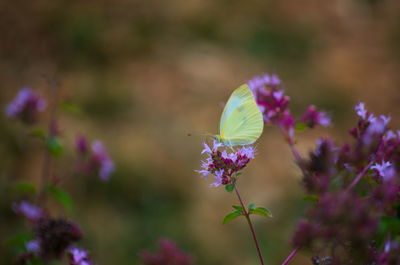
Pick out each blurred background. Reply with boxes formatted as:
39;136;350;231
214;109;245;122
1;0;400;264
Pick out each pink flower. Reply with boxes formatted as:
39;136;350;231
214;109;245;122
301;105;331;128
197;142;255;187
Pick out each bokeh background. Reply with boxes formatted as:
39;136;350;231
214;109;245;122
1;0;400;264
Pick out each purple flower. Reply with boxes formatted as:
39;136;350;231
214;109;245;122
248;74;290;124
34;217;83;259
355;102;368;120
5;88;46;124
91;141;115;181
26;240;41;253
301;105;331;128
12;201;46;222
140;238;193;265
76;136;89;154
210;169;224;187
197;142;255;187
371;161;395;180
278;110;295;142
68;247;93;265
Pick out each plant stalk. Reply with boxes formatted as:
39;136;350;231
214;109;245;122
281;247;300;265
234;186;265;265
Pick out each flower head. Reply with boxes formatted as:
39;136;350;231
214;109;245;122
5;88;46;124
68;247;93;265
12;201;46;223
76;136;89;154
26;240;41;253
197;142;255;187
301;105;331;128
91;141;115;181
248;74;290;124
34;217;83;259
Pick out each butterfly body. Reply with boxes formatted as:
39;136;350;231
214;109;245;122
216;84;264;146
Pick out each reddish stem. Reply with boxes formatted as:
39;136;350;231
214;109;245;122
37;81;60;203
234;186;265;265
345;160;374;192
281;247;300;265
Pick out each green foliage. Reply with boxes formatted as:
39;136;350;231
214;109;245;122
222;210;242;224
232;205;244;212
379;216;400;235
11;181;36;195
248;204;273;218
5;232;33;250
29;128;46;139
302;195;319;202
47;185;74;212
295;122;307;132
60;101;82;115
225;184;235;193
45;137;64;157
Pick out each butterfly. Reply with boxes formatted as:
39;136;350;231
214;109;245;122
215;84;264;146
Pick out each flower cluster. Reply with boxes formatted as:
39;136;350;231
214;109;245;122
5;88;46;124
76;136;115;181
12;201;48;223
248;74;330;142
196;140;255;187
140;238;193;265
12;201;94;265
68;247;94;265
291;102;400;264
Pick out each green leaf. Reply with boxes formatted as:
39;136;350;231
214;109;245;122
46;137;63;157
302;195;319;202
249;207;273;218
225;184;235;193
248;203;256;210
29;128;46;139
60;101;82;115
295;122;307;132
379;216;400;235
11;181;36;194
222;210;242;224
47;185;74;212
232;205;244;212
5;232;33;250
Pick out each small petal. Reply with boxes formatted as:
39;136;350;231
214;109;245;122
210;169;224;187
355;102;367;120
201;142;212;154
371;161;394;180
380;115;391;126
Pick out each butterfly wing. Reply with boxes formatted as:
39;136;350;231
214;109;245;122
219;84;264;146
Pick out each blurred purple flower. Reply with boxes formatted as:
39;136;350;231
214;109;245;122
76;136;89;155
26;240;41;253
68;247;93;265
197;141;255;187
12;201;46;223
5;88;46;124
91;141;115;181
301;105;331;128
376;241;400;265
34;217;83;260
140;238;193;265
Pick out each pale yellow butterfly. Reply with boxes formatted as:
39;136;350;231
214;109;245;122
215;84;264;146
